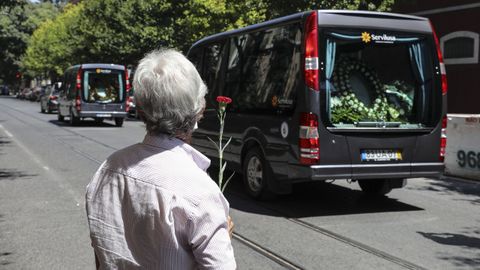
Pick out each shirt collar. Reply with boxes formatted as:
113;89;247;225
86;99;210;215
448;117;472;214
142;133;211;171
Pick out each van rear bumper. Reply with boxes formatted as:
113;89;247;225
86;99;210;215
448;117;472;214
78;111;128;118
302;162;444;180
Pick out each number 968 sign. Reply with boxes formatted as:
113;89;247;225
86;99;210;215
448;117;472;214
457;150;480;169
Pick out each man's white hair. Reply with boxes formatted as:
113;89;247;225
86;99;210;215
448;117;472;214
133;49;207;137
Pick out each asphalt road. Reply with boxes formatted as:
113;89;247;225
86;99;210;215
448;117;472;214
0;96;479;270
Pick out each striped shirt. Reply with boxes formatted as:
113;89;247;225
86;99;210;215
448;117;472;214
86;134;236;269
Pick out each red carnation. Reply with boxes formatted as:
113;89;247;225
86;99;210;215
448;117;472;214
216;96;232;104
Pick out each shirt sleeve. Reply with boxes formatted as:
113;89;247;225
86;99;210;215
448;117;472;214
187;191;236;270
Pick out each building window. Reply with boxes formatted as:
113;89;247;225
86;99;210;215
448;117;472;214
440;31;479;64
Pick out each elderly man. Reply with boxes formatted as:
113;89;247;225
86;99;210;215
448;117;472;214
85;49;236;269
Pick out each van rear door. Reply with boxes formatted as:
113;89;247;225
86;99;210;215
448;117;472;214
81;68;126;114
320;28;443;178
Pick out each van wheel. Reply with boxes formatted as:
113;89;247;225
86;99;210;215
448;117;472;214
243;148;274;200
69;111;80;126
114;118;124;127
358;179;393;196
57;113;64;122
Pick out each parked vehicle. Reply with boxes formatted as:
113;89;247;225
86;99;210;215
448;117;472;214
24;88;36;101
16;88;30;99
126;87;136;118
187;10;447;199
0;85;9;95
40;85;60;113
57;64;130;127
26;86;43;102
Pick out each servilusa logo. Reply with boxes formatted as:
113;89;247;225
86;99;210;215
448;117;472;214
371;33;396;43
362;32;396;43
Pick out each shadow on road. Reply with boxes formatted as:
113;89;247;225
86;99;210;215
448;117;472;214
48;119;118;128
0;139;11;146
418;230;480;268
408;177;480;205
0;169;37;181
225;176;423;218
418;231;480;249
0;252;13;266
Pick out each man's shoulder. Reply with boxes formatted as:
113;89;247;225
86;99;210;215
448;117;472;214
103;143;151;168
100;142;220;202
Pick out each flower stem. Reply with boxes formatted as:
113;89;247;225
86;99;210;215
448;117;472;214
218;110;225;190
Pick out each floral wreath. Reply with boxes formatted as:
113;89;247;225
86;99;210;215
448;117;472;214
330;57;411;124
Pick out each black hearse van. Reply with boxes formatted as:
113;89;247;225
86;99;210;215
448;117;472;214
188;10;447;199
57;64;130;127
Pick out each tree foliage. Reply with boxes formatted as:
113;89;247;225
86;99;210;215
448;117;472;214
75;0;176;65
264;0;395;18
15;0;396;82
0;1;58;83
22;3;84;79
73;0;267;66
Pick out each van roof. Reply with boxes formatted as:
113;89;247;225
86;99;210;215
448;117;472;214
190;10;431;50
67;63;125;71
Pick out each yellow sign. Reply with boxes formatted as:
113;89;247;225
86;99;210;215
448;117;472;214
361;32;371;43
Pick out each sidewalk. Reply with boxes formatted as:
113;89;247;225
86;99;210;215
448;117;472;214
440;173;480;184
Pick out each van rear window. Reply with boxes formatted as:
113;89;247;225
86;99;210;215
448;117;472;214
323;30;439;128
83;69;124;103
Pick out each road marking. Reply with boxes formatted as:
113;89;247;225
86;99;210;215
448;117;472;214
4;129;13;138
0;124;82;205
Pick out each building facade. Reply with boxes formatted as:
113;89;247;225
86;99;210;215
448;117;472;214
394;0;480;114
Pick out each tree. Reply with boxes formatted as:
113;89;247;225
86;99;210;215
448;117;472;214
18;0;396;79
22;3;84;79
74;0;267;66
263;0;395;19
173;0;267;52
0;0;21;8
74;0;175;66
0;1;58;84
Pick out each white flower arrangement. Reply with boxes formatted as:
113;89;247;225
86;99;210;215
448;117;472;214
330;56;414;124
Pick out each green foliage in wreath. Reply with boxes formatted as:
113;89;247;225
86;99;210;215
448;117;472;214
330;56;413;124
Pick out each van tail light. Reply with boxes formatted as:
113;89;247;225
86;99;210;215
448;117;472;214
440;115;447;162
429;20;448;95
75;96;81;112
125;68;132;112
76;68;82;90
304;11;319;91
126;96;132;112
125;68;131;92
299;112;319;165
75;68;82;111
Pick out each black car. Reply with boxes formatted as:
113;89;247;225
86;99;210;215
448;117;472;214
40;86;60;113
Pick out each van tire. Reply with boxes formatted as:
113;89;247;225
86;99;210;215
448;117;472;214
57;113;64;122
70;111;80;126
114;118;124;127
243;148;274;200
358;179;393;196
